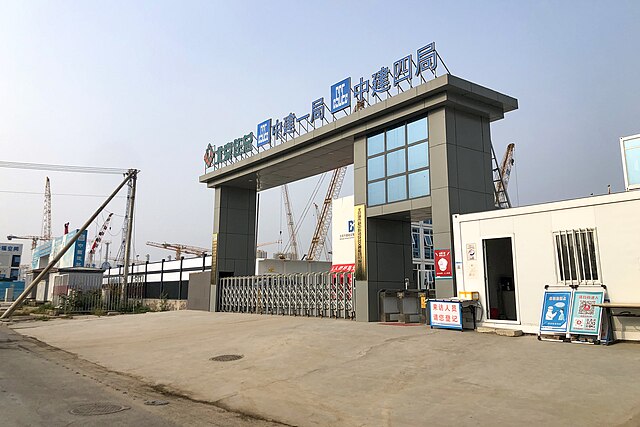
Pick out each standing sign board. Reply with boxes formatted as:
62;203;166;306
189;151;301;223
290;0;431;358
429;300;463;330
569;290;605;336
539;291;572;334
434;250;452;279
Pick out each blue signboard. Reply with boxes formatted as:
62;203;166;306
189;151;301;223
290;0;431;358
330;77;351;113
569;290;604;336
257;119;272;147
429;300;463;330
73;230;87;267
539;291;571;333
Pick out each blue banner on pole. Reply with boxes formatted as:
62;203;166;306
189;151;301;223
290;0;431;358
539;290;571;334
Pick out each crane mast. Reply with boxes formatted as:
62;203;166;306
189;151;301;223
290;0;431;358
307;167;347;261
41;177;52;241
282;184;299;260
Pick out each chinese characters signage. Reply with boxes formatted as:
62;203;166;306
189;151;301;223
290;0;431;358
569;290;604;336
203;133;255;168
204;42;443;171
539;291;571;334
354;204;366;281
434;249;452;279
429;300;462;330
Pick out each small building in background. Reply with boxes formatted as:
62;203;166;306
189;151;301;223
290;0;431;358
0;243;24;301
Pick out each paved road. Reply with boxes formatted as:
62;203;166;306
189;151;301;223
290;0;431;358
0;325;282;427
13;311;640;427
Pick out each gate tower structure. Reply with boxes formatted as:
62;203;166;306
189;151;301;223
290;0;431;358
200;74;518;321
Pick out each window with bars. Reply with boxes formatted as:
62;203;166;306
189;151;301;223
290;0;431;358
553;229;601;285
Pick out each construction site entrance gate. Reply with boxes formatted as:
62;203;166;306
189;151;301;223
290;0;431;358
218;272;355;319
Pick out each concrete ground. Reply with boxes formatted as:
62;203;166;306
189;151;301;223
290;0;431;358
10;311;640;426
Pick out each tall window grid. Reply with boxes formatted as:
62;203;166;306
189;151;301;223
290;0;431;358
366;116;430;206
412;220;435;291
553;229;601;285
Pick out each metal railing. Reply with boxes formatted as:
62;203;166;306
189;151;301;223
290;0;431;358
219;272;355;319
52;275;145;314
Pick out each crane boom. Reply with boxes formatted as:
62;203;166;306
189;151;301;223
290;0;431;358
146;241;209;259
492;143;515;208
7;235;42;250
499;143;515;192
88;213;113;266
307;166;347;261
282;184;299;260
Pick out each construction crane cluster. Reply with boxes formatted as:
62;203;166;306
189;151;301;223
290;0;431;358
1;161;134;268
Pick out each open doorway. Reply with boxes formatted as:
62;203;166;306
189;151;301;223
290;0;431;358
483;237;517;321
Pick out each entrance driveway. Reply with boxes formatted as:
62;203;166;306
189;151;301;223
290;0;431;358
11;311;640;426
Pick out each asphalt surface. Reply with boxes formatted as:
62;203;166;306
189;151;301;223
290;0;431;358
0;324;283;427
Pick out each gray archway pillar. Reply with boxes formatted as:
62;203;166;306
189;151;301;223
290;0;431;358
209;186;257;311
354;106;496;322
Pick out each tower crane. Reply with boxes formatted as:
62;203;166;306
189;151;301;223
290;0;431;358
146;241;209;259
306;166;347;261
88;213;113;267
6;177;54;251
281;184;299;260
493;143;515;208
41;177;52;240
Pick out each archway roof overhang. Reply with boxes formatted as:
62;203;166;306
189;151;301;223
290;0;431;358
199;74;517;192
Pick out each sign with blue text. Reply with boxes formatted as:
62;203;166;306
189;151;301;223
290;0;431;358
429;300;463;330
539;290;572;334
203;42;445;172
569;290;604;336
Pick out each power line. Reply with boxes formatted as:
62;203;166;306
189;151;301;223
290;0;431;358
0;161;129;175
0;190;126;198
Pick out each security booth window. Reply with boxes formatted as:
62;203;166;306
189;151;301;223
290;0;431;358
553;229;601;285
622;135;640;189
366;116;430;206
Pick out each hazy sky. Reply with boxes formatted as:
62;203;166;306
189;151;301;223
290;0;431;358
1;1;639;263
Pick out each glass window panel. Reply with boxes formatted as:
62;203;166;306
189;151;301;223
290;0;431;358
408;142;428;171
367;133;384;156
368;181;386;206
386;125;405;150
408;170;430;198
412;232;420;258
367;155;385;181
387;176;407;202
625;147;640;186
587;231;599;280
624;137;640;150
407;117;428;143
386;149;406;176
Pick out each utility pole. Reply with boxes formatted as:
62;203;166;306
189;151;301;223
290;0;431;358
120;169;138;304
1;170;137;319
